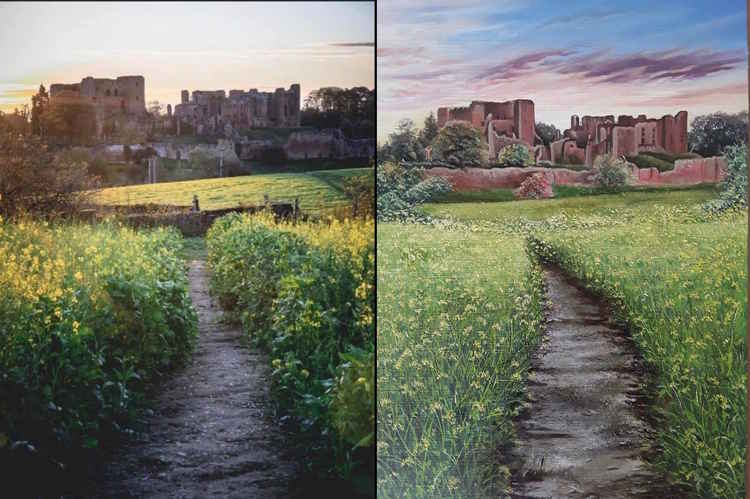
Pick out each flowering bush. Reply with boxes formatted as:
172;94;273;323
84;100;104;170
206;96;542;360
592;154;629;190
515;173;554;199
497;143;533;167
206;211;374;481
0;219;196;465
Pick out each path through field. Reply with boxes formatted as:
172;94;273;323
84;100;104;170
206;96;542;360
93;260;296;498
511;267;672;498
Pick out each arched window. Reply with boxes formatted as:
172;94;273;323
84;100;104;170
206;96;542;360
105;89;111;96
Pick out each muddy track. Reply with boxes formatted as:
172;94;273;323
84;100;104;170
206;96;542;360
90;260;297;498
510;267;674;498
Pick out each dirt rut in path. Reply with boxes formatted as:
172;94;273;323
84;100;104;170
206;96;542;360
93;260;296;498
511;267;670;498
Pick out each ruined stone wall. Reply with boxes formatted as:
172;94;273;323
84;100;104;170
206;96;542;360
514;99;535;145
630;156;726;185
284;130;375;160
423;156;726;192
50;76;145;115
611;126;636;157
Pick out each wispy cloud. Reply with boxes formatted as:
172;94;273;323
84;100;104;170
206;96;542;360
330;42;374;47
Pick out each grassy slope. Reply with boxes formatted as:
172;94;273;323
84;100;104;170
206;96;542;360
93;168;369;214
377;224;543;497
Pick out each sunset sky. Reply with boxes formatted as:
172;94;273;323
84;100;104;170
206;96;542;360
378;0;748;142
0;1;373;114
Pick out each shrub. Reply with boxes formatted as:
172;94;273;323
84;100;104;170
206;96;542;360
497;143;533;167
0;220;197;469
593;155;629;190
431;122;482;167
516;173;553;199
206;212;374;481
376;162;452;221
703;144;747;214
625;153;674;172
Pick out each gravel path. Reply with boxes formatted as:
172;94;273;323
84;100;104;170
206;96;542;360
511;267;673;498
91;260;297;498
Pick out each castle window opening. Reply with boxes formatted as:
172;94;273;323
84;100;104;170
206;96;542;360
106;89;111;96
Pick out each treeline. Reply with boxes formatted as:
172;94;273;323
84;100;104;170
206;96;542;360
301;86;374;139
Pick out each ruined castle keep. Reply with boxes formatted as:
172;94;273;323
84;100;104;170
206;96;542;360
438;99;536;159
49;75;146;115
174;84;300;135
437;99;688;166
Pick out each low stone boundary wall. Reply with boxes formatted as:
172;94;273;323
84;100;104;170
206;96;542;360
423;156;726;191
423;166;594;190
629;156;727;185
114;204;293;237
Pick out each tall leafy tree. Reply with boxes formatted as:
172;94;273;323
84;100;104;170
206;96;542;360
419;112;439;147
432;121;482;167
30;84;49;137
535;121;561;146
688;111;748;157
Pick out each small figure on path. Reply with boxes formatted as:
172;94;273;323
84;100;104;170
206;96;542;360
191;194;200;212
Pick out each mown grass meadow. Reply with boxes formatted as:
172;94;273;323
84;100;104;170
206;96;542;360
93;168;370;214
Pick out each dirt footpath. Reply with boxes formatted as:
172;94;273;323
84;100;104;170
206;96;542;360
511;267;674;498
91;260;297;498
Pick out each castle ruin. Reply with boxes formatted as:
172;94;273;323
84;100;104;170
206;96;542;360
174;84;301;135
49;75;146;115
437;99;688;166
554;112;688;165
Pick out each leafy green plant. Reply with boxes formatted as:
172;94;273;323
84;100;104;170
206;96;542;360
497;143;533;167
0;220;197;469
703;144;747;214
432;122;482;167
593;155;629;190
206;212;374;483
376;162;452;221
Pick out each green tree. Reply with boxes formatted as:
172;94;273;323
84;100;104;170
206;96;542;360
418;112;439;148
30;84;49;137
432;122;482;167
42;102;97;145
688;111;747;157
535;121;561;146
0;122;98;216
386;118;423;162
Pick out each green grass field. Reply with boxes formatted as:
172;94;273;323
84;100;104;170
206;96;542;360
93;168;370;214
424;184;717;221
380;187;746;498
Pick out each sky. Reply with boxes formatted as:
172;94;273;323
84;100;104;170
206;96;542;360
378;0;748;142
0;1;374;114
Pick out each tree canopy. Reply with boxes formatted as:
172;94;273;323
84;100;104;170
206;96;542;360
688;111;747;157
